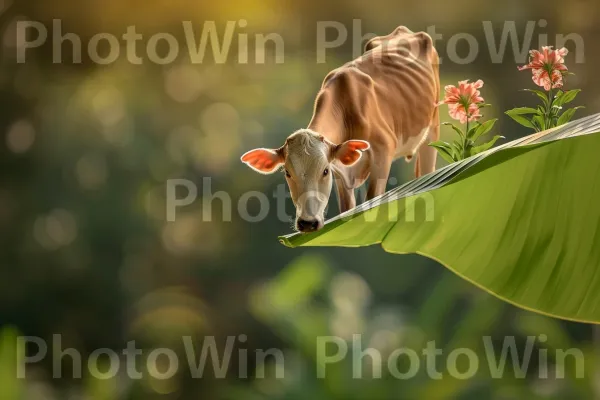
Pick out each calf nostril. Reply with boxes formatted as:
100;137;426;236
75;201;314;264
297;219;308;231
297;218;318;232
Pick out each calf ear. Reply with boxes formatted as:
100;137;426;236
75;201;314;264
334;140;370;166
241;148;284;174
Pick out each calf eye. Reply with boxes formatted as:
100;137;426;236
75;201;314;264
285;169;291;178
323;168;329;177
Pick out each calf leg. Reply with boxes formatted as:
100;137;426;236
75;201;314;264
415;141;437;177
333;174;356;213
414;155;421;178
366;152;393;200
416;115;441;177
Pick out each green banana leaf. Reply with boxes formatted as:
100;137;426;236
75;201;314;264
279;114;600;324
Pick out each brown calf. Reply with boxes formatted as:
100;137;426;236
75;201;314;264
241;26;440;232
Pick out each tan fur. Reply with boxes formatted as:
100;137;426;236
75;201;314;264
307;26;440;209
242;26;440;231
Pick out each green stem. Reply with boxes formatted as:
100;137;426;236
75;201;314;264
464;120;469;159
546;87;554;129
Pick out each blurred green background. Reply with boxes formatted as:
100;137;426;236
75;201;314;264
1;0;599;399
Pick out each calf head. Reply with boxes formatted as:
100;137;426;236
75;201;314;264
241;129;370;232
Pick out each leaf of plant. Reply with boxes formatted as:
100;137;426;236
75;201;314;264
280;114;600;324
436;148;456;163
505;112;537;130
506;107;543;116
523;89;550;107
428;141;452;151
452;140;464;160
470;119;498;142
442;122;465;140
553;89;581;107
552;90;563;107
532;115;546;131
466;123;479;139
557;106;585;126
471;135;504;155
464;139;475;157
562;89;580;105
428;141;456;163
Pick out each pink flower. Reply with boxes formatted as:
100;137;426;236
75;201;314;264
449;103;481;124
518;46;569;90
439;80;484;123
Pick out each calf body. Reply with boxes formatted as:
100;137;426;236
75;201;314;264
241;26;440;232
